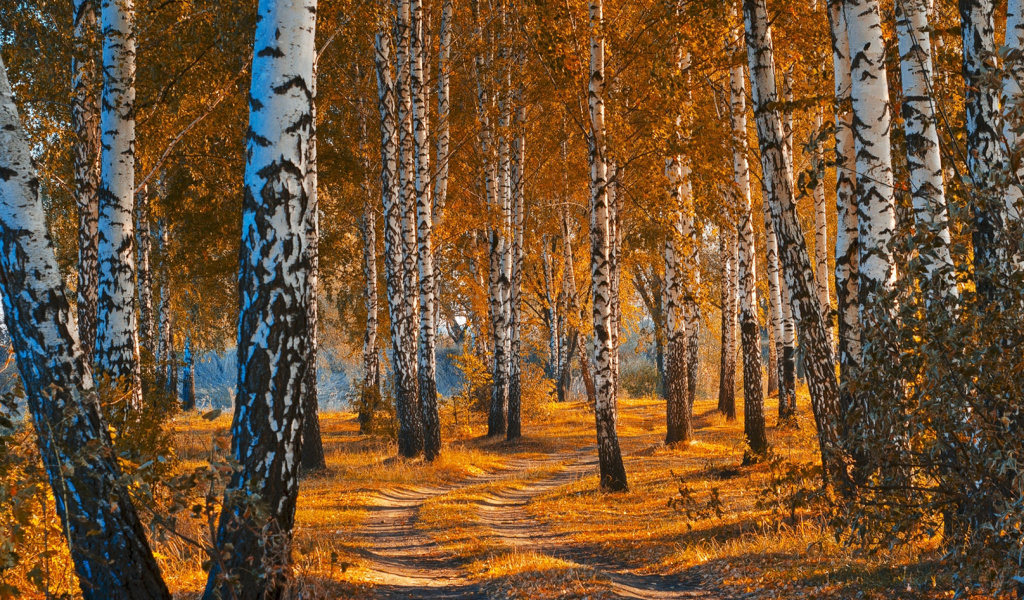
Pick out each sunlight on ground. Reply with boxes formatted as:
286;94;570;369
147;393;966;599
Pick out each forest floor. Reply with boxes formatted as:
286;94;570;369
163;392;961;600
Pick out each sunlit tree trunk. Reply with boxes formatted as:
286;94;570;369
777;66;797;422
811;114;833;337
0;53;172;600
300;68;326;473
718;220;738;417
543;237;561;380
588;0;628;491
392;1;425;455
761;184;786;407
1004;0;1024;215
358;88;381;435
72;0;101;367
608;160;623;396
962;0;1010;295
411;0;441;459
664;158;692;444
826;0;860;383
766;322;779;396
561;211;597;405
896;0;957;295
435;0;452;222
683;218;701;415
204;2;316;597
377;29;422;458
157;222;173;386
96;0;142;407
744;0;849;484
181;335;195;411
507;90;526;441
136;187;155;358
845;0;897;315
731;56;765;444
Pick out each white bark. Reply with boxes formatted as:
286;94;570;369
411;0;440;460
96;0;141;405
826;0;860;376
812;114;833;327
0;52;172;600
204;1;316;596
896;0;957;294
846;0;897;308
588;0;627;491
731;55;766;446
72;0;101;366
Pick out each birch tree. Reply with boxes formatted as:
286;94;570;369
718;222;738;417
203;1;316;596
664;158;693;444
72;0;101;366
826;0;860;381
136;187;155;356
358;84;381;434
730;53;766;448
0;53;172;600
411;0;441;459
811;114;833;330
895;0;956;294
844;0;897;313
743;0;848;484
301;66;326;473
507;80;526;441
588;0;628;492
376;28;423;457
961;0;1009;296
95;0;142;405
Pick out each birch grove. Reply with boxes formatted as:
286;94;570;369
7;0;1024;594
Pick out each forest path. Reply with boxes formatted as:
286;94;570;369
353;454;566;599
475;451;717;599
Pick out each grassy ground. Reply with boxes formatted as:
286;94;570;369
6;390;973;598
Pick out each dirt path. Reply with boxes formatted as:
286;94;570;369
476;453;717;600
352;457;562;599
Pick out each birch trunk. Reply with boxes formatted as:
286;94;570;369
411;0;441;459
434;0;452;221
507;94;526;441
718;221;738;417
136;186;155;357
664;158;692;444
0;52;172;600
203;2;316;597
961;0;1009;295
181;335;195;411
542;238;561;380
845;0;897;313
72;0;101;367
1004;0;1024;216
376;30;422;457
896;0;956;295
811;114;834;331
731;56;766;446
393;1;425;455
157;223;172;386
826;0;860;381
766;320;779;395
779;274;797;420
761;184;786;406
744;0;849;485
300;68;326;473
683;203;701;417
96;0;142;406
358;90;381;435
588;0;628;492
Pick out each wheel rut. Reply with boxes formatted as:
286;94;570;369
476;452;718;599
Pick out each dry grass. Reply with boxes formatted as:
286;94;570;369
9;391;985;599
